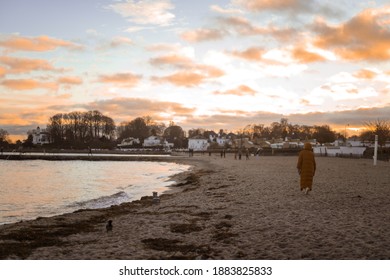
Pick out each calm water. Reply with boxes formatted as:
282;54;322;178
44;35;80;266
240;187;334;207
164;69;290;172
0;160;190;224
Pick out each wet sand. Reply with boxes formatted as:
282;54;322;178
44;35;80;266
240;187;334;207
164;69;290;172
1;155;389;259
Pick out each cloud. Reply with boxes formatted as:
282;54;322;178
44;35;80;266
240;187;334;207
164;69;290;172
217;16;297;41
58;76;82;85
109;36;133;48
233;0;305;12
108;0;175;26
313;6;390;61
227;46;287;66
185;106;390;132
287;106;390;129
146;43;182;52
183;111;283;131
180;28;227;42
151;64;224;87
210;4;243;15
231;0;340;16
353;69;378;80
0;35;82;52
97;73;142;88
149;51;225;87
0;56;60;74
228;43;326;65
151;71;207;87
88;97;195;118
213;85;257;96
58;76;83;85
96;36;134;51
229;47;266;61
149;54;193;68
0;79;58;91
0;66;5;77
291;47;326;63
305;70;381;107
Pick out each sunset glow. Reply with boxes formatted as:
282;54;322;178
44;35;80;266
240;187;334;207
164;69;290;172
1;0;390;140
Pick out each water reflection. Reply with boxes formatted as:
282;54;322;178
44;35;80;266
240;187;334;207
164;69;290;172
0;160;189;224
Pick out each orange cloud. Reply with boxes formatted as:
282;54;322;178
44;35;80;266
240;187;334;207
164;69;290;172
150;52;225;87
0;66;5;77
152;65;224;87
0;113;34;126
235;0;300;10
291;47;326;63
229;47;265;61
354;69;377;80
0;56;59;74
218;15;299;43
0;35;82;52
146;43;181;52
152;71;206;87
1;79;58;91
83;97;196;124
98;73;142;87
149;54;193;68
58;76;83;89
197;65;225;77
180;28;227;42
58;76;83;85
213;85;257;96
313;6;390;61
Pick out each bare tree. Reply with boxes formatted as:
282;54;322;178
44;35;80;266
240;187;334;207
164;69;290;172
362;119;390;146
0;128;9;143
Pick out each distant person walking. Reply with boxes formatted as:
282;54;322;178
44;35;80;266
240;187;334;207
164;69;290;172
88;146;93;156
297;142;316;195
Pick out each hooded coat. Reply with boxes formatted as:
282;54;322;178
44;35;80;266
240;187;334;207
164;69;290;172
297;142;316;190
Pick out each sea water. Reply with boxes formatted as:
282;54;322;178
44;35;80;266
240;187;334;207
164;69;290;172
0;160;190;224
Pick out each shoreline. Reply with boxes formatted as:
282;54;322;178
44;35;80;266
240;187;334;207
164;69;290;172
0;156;203;226
0;153;183;162
1;155;389;259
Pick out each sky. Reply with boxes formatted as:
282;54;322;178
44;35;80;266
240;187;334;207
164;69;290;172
1;0;390;141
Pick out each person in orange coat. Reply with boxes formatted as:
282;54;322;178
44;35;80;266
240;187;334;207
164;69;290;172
297;142;316;194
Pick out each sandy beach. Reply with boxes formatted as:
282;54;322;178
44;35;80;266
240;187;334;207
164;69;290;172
0;154;389;260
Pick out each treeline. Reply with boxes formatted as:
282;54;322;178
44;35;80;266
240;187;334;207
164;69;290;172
241;118;339;144
47;110;116;148
117;118;186;148
187;118;339;144
1;113;390;149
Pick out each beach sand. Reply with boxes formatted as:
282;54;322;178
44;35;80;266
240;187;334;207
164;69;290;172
0;154;389;260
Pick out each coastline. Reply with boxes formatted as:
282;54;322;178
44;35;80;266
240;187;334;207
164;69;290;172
0;155;389;259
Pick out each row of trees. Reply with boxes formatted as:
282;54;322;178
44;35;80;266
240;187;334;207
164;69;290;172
241;118;339;144
47;110;115;148
1;115;390;149
117;118;186;148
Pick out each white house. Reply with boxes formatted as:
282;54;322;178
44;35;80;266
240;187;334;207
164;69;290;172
188;137;209;151
216;136;231;147
143;136;162;147
31;127;50;145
